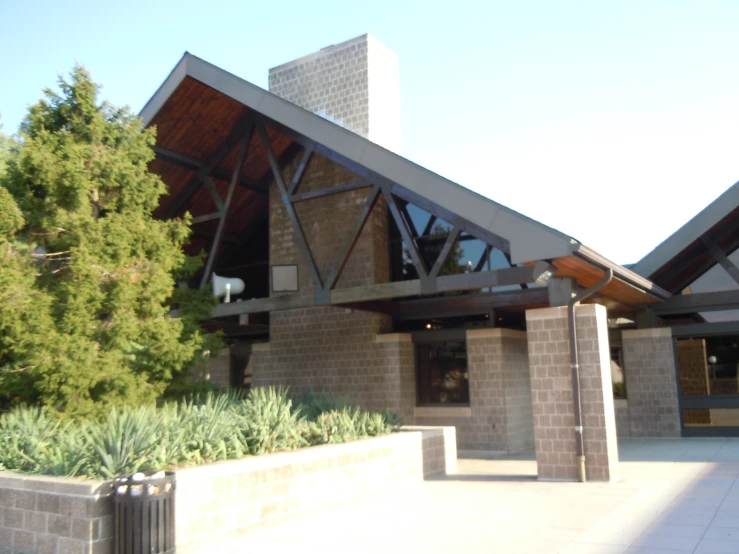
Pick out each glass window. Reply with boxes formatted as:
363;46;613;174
677;336;739;397
416;341;469;405
683;409;739;428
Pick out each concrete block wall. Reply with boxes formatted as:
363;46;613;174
0;474;112;554
175;427;455;553
402;329;534;454
252;151;397;412
526;305;619;482
622;328;681;437
374;333;416;420
269;34;401;152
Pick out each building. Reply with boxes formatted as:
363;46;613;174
141;35;739;481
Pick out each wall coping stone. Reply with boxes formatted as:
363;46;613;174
251;342;271;351
466;328;527;340
0;471;111;496
413;406;472;418
622;328;672;339
375;333;413;343
525;303;605;320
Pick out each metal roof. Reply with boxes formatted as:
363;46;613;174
140;52;669;306
632;180;739;284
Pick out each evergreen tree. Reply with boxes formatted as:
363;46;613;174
0;67;218;416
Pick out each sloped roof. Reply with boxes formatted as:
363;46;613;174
140;52;669;305
632;181;739;293
142;53;578;265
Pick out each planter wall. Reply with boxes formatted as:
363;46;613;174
0;426;456;554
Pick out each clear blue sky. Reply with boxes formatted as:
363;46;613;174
1;0;737;264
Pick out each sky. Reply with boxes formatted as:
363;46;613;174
1;0;737;265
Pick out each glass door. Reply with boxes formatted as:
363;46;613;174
677;335;739;436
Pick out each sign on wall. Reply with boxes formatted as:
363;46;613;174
271;265;299;292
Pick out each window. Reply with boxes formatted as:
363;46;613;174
416;341;469;405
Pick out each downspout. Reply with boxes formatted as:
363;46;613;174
568;268;613;483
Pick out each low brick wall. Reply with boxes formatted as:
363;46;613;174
0;474;112;554
176;426;456;553
0;427;455;554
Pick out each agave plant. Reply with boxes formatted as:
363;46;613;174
35;422;91;477
0;388;397;479
239;387;307;455
0;406;62;473
176;392;248;464
83;406;165;479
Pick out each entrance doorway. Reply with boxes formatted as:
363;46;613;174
676;335;739;436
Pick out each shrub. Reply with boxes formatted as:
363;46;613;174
613;381;627;398
0;388;398;479
239;387;307;455
298;389;354;420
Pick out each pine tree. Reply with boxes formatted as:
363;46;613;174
0;67;219;416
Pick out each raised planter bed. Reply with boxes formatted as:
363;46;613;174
0;426;456;554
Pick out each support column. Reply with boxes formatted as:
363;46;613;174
622;328;681;437
526;304;619;482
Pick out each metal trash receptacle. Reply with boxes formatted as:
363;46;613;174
113;471;176;554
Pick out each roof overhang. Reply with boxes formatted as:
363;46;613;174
142;52;670;314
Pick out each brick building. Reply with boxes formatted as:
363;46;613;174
142;35;739;481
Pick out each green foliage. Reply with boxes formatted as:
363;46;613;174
239;387;307;455
298;389;354;420
0;66;218;414
0;121;10;178
613;381;627;398
0;388;397;479
304;408;400;446
161;376;223;402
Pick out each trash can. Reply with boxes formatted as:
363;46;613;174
113;471;176;554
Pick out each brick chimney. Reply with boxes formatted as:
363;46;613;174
269;34;401;153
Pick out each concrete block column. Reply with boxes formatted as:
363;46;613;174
466;329;534;453
375;333;415;419
526;304;619;482
622;328;681;437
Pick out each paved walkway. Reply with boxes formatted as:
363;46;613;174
207;439;739;554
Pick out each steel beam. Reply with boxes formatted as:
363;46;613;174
206;266;534;318
324;184;381;291
249;112;512;256
669;320;739;337
191;212;222;225
649;289;739;315
289;148;313;195
394;288;549;320
702;236;739;285
202;176;224;211
400;203;420;239
474;245;492;272
391;183;510;254
382;185;428;282
153;146;266;194
257;123;324;292
200;121;254;288
428;226;461;279
163;115;256;219
289;179;371;203
421;215;438;237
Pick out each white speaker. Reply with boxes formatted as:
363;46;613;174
212;274;245;303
